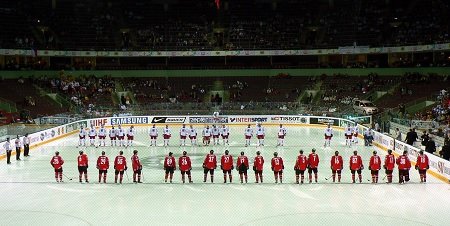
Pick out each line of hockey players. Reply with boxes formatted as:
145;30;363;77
50;147;430;184
79;123;288;147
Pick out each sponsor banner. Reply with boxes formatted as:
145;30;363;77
89;118;108;127
151;117;186;124
189;117;228;124
229;117;268;124
339;119;355;128
110;116;149;125
309;117;340;126
410;120;434;129
270;116;309;124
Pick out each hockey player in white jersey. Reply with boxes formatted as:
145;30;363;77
352;123;359;144
127;125;135;147
163;125;171;147
277;124;287;146
88;125;97;147
324;124;333;147
149;124;158;146
220;124;230;145
117;125;125;147
344;124;353;147
202;125;212;146
98;124;107;147
189;125;197;146
255;123;265;146
109;126;117;146
212;125;220;145
179;124;188;146
244;124;253;147
78;126;87;147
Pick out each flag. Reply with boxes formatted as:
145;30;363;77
215;0;220;9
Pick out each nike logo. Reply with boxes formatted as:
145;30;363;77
154;118;165;122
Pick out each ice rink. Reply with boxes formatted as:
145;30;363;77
0;125;449;226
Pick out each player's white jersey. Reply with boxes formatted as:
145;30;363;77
324;127;333;136
244;128;253;136
212;127;220;136
109;128;116;137
118;128;125;137
203;128;212;136
278;127;287;136
127;127;135;136
79;129;87;137
163;128;171;136
189;128;197;137
345;127;352;135
352;126;359;135
88;128;97;137
99;127;107;136
149;127;158;137
220;127;229;136
179;127;188;136
256;126;265;136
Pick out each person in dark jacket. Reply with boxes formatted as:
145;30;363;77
440;144;450;161
405;129;418;146
425;137;436;154
420;131;429;147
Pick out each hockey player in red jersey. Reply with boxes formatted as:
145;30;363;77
271;152;284;183
396;151;411;184
349;150;364;183
294;150;308;184
307;149;320;183
236;151;249;183
384;149;395;183
203;150;217;183
221;150;234;183
50;151;64;182
164;152;176;183
131;150;143;183
77;151;89;183
179;151;192;183
114;151;127;184
253;151;264;183
369;151;382;183
415;150;429;183
96;151;109;183
330;151;343;183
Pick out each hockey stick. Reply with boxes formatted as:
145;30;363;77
125;170;130;182
382;175;387;181
62;173;73;181
324;175;333;181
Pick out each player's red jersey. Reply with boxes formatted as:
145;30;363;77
295;155;308;170
50;156;64;169
396;155;411;170
114;155;127;171
271;157;284;172
384;154;395;170
131;155;142;171
178;156;192;171
203;154;217;169
330;155;343;170
221;155;234;170
237;156;249;168
253;156;264;171
164;156;176;169
308;153;320;168
369;155;382;170
349;155;363;170
416;155;429;170
77;154;88;167
96;156;109;170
